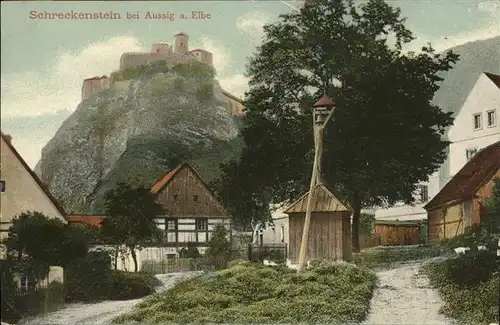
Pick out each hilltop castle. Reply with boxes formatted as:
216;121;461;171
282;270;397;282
81;33;244;116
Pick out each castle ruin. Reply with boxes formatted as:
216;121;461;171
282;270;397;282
80;32;244;116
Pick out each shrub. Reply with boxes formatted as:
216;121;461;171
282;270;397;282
179;242;201;258
113;260;377;324
65;251;156;302
424;250;500;324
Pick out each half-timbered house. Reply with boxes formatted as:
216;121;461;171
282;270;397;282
150;161;231;256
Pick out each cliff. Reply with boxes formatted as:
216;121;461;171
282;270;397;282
36;63;242;214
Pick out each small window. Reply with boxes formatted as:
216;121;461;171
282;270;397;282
487;110;496;127
173;194;178;201
196;218;208;231
418;185;428;203
20;274;30;292
466;148;478;161
193;195;199;202
473;113;482;130
167;218;177;231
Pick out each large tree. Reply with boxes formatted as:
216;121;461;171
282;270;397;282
214;0;457;252
100;183;164;271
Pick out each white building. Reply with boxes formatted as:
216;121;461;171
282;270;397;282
0;133;67;242
374;72;500;221
258;208;289;246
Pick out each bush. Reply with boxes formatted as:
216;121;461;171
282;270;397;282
424;250;500;324
65;251;156;302
440;226;499;251
113;260;377;324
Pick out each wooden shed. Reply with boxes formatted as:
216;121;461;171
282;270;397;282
424;141;500;242
284;184;352;263
374;220;422;246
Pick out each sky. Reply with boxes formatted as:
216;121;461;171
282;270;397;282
1;0;499;168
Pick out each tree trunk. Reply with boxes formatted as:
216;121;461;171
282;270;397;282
351;193;362;253
114;245;119;270
130;247;138;272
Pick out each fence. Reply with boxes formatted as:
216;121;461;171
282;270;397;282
141;243;288;274
1;260;64;323
359;233;381;249
375;220;423;246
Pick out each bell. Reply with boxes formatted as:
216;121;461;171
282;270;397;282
315;113;326;124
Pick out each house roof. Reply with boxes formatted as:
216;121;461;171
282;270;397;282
313;95;335;108
150;161;227;214
175;32;187;36
424;141;500;211
187;48;211;54
484;72;500;89
66;215;105;228
283;184;350;214
0;132;66;216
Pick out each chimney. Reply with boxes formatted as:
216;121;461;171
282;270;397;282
3;134;12;145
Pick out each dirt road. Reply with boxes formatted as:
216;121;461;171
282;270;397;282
363;261;455;325
20;272;203;325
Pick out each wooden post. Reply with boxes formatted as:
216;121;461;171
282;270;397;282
297;106;335;272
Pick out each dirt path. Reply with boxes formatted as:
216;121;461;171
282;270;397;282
19;272;203;325
363;261;455;325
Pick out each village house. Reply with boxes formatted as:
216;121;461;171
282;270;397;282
150;161;231;257
284;184;352;264
373;71;500;222
0;132;66;287
424;141;500;242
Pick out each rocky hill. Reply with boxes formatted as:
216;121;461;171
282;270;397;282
36;62;242;214
432;36;500;115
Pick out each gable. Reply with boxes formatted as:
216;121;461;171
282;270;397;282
152;162;226;217
284;184;350;214
0;134;66;223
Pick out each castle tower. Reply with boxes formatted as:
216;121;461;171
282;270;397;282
173;33;189;55
151;43;171;56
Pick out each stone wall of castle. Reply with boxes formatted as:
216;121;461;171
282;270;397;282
80;33;243;116
81;76;110;102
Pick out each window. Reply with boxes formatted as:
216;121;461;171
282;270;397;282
418;185;428;203
167;218;177;231
193;195;199;202
466;148;478;161
173;194;178;201
19;274;30;292
280;226;285;243
487;110;496;127
196;218;208;231
473;113;482;130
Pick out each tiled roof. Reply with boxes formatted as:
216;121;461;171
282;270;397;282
1;132;66;216
150;163;185;194
485;72;500;89
65;215;105;228
424;141;500;210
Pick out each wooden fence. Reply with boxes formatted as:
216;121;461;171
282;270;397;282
374;220;423;246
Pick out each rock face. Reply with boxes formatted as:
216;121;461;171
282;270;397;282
37;68;242;214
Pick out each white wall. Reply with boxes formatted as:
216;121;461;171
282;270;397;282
447;74;500;175
0;136;66;241
374;73;500;221
259;209;289;245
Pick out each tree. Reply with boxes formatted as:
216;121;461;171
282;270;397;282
3;211;91;282
482;178;500;233
100;183;164;271
214;0;456;252
205;224;234;268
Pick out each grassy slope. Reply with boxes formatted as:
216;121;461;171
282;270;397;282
113;261;377;324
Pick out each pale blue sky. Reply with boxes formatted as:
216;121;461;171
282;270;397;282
1;0;499;167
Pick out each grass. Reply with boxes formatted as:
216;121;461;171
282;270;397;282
113;260;377;324
354;245;448;270
423;250;500;325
